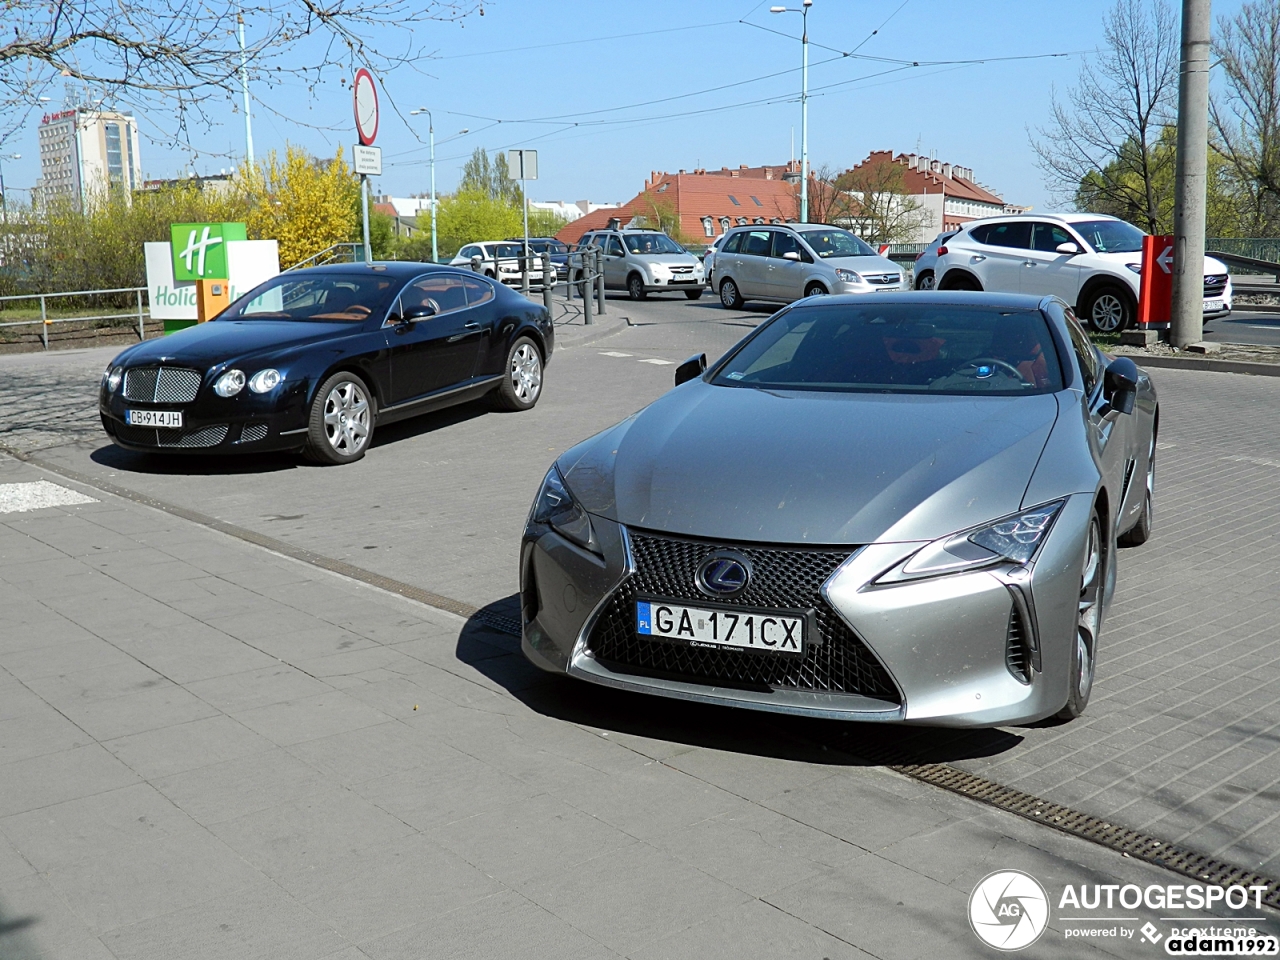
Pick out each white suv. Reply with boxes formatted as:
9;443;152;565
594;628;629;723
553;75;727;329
933;213;1231;331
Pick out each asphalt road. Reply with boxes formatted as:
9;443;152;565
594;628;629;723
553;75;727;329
1205;309;1280;347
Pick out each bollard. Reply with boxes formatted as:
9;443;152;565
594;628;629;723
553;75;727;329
136;289;145;340
40;295;48;350
521;247;529;297
470;254;483;275
541;252;553;312
582;266;594;326
595;248;607;316
566;251;575;301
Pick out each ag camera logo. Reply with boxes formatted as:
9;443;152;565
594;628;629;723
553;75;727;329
968;870;1050;951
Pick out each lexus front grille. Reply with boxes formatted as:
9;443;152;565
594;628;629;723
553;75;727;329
1005;604;1033;684
123;366;203;404
585;530;901;702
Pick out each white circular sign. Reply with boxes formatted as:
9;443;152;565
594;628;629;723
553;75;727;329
968;870;1049;952
353;68;379;145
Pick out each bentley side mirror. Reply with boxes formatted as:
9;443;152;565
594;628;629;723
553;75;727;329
1100;356;1139;418
782;251;801;261
402;301;439;323
1056;242;1081;256
674;353;707;386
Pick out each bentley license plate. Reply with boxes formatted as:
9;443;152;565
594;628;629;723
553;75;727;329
125;409;183;428
636;600;804;654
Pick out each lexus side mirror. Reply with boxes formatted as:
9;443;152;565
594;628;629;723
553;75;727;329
1056;242;1081;255
1100;356;1139;417
674;353;707;386
782;251;801;261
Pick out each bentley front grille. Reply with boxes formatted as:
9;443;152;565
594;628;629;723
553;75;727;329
585;530;901;701
123;367;203;404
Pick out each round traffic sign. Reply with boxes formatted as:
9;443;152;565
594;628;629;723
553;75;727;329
353;68;379;146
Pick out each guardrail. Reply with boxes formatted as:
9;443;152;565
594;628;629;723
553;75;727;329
286;242;365;272
468;247;608;324
0;287;148;349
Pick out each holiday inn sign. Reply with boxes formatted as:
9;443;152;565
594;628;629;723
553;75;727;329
169;222;248;281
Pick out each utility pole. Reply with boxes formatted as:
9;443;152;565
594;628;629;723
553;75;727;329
772;0;812;222
1171;0;1211;348
237;11;255;169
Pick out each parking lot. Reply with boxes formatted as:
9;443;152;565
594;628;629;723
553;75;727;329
3;293;1280;958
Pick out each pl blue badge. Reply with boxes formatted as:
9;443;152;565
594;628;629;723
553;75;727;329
969;870;1050;951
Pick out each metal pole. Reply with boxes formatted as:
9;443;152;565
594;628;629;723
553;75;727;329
136;289;144;340
583;267;594;326
360;174;372;264
1171;0;1212;348
237;11;255;169
541;252;553;312
595;248;606;315
800;1;810;223
429;119;437;263
521;176;531;296
567;250;575;301
40;295;48;350
0;165;6;224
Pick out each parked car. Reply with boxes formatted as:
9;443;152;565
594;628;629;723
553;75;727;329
575;228;705;300
99;263;553;465
702;232;731;287
520;291;1156;726
934;213;1232;332
450;242;548;287
913;231;957;290
713;224;906;308
507;237;570;281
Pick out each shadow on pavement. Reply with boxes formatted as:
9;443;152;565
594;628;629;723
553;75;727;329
457;597;1022;768
0;902;39;957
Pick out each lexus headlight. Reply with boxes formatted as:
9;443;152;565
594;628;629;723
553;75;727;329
213;369;246;397
531;465;597;552
835;268;863;283
103;364;123;393
876;501;1065;584
248;368;282;393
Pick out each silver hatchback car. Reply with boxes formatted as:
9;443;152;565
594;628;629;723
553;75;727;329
714;224;906;308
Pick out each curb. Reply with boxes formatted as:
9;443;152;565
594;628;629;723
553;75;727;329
1123;353;1280;378
554;314;629;349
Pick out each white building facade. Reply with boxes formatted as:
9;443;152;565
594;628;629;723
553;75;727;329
36;109;143;207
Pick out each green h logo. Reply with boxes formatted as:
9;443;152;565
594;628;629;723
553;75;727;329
170;222;246;280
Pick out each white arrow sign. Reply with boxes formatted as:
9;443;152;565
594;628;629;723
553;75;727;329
1156;244;1174;274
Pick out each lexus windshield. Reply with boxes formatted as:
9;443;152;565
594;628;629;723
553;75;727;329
222;274;399;322
713;303;1065;395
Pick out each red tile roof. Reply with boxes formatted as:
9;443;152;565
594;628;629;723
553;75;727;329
847;151;1006;206
556;169;800;244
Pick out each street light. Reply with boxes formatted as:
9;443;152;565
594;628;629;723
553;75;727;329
409;109;469;264
0;153;21;224
771;0;812;223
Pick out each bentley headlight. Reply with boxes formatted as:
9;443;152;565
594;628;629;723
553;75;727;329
877;500;1065;583
103;364;123;393
835;268;863;283
248;368;282;393
214;369;246;397
531;465;597;552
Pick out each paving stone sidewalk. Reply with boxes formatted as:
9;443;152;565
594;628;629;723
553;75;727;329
2;453;1259;960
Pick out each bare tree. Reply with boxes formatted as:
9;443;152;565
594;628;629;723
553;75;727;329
1;0;472;143
805;164;853;226
1031;0;1179;231
1212;1;1280;235
837;161;930;244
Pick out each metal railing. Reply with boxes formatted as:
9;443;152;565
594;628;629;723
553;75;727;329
468;246;607;324
286;242;364;272
0;287;149;349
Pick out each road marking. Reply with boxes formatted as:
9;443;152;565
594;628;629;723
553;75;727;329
599;351;633;357
0;480;97;514
638;358;674;365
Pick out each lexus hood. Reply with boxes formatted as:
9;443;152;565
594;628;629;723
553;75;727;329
559;382;1060;545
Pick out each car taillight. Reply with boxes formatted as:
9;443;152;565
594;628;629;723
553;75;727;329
936;245;948;256
914;251;924;261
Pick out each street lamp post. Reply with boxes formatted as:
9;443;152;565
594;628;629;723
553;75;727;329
771;0;811;223
0;153;21;224
410;111;468;263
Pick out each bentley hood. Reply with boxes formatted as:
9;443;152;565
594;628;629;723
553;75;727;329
559;382;1061;545
114;320;360;369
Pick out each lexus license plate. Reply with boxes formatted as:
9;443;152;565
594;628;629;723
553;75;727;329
636;600;804;654
125;409;183;428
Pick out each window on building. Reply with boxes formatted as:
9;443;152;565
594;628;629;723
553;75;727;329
750;196;763;207
728;195;740;206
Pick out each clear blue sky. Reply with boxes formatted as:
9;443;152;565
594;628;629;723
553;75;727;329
2;0;1250;212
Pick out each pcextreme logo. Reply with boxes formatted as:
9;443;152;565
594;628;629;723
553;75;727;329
969;870;1051;951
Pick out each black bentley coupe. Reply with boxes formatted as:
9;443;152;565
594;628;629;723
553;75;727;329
100;263;554;464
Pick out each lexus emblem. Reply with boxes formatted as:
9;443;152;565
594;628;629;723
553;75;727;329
696;551;752;598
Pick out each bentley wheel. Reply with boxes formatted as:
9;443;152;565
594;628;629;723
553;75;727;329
1057;511;1102;720
306;372;375;465
1119;436;1155;547
1084;285;1132;332
719;277;744;309
495;337;543;411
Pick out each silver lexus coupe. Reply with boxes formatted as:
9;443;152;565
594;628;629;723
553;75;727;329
520;292;1157;727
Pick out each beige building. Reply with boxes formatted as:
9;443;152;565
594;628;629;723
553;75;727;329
36;108;143;207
